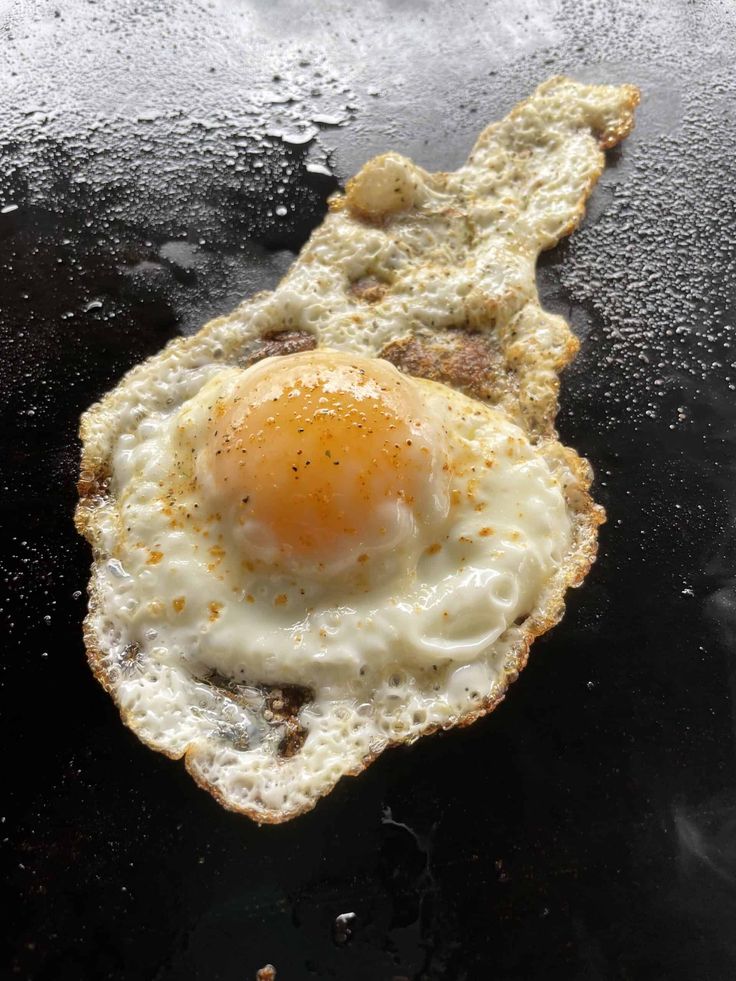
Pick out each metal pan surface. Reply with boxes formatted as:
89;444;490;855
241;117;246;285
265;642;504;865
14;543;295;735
3;1;736;978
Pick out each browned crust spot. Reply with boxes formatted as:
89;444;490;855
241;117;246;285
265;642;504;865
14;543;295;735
238;328;317;367
258;328;316;358
265;685;312;758
77;463;109;503
199;671;312;757
380;329;517;407
349;276;390;303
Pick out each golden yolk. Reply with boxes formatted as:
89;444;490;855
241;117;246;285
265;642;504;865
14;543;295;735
203;351;441;564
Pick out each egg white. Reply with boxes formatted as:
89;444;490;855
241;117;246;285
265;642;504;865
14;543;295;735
77;76;638;821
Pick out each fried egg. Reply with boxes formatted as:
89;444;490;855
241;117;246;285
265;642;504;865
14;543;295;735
76;77;639;822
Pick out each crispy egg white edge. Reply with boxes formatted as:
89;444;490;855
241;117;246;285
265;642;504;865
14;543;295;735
75;75;638;822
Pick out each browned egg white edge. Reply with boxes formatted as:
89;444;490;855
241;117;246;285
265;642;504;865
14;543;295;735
75;77;639;822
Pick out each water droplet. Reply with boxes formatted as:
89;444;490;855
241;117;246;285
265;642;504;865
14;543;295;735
306;162;333;178
280;128;318;146
332;911;356;946
311;113;346;126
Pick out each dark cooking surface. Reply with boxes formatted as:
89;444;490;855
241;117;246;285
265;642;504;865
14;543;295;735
3;1;736;978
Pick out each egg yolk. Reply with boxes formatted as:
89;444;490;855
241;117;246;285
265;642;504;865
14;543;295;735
203;350;446;566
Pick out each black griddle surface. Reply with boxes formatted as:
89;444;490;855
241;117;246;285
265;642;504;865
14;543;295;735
3;2;736;979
